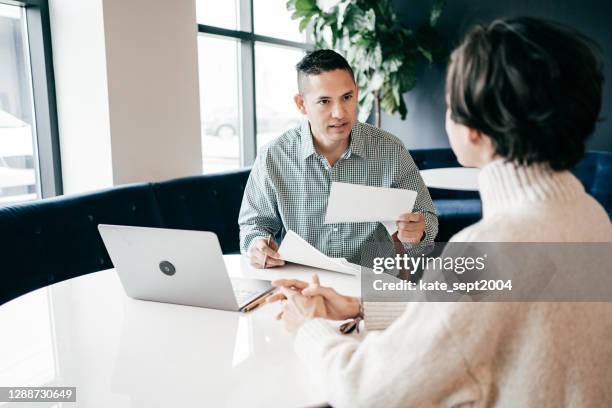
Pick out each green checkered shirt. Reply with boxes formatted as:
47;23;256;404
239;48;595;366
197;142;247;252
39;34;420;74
238;120;438;263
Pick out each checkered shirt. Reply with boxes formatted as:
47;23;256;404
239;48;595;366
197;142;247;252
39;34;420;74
238;120;438;263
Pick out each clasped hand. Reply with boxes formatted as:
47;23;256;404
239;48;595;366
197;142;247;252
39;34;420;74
267;274;360;333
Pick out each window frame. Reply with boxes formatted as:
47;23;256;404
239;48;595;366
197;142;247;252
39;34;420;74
1;0;62;199
198;0;313;167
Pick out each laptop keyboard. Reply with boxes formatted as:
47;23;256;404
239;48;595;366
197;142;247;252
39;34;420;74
233;288;263;305
230;278;273;307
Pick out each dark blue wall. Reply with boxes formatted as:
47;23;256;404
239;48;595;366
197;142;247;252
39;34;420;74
384;0;612;152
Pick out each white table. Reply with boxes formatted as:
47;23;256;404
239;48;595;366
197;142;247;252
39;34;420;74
420;167;480;191
0;255;361;408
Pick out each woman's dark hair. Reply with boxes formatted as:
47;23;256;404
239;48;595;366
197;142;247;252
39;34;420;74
296;49;355;93
446;17;604;170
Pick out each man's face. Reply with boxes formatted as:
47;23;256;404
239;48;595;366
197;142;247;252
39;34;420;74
294;69;359;144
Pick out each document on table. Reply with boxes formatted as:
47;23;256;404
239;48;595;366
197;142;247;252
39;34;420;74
324;182;417;234
277;230;360;275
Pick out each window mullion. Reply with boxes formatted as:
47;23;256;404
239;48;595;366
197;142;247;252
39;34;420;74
238;0;256;166
25;2;62;198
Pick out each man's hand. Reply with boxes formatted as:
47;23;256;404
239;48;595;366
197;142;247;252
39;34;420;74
396;212;425;244
269;274;360;321
247;237;285;269
275;286;327;333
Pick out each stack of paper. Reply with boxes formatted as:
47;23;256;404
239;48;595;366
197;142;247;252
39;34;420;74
278;230;360;275
324;182;417;234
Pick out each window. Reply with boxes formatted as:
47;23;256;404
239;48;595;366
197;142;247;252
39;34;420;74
198;35;241;174
196;0;311;173
253;0;304;42
196;0;238;31
254;43;304;151
0;0;61;205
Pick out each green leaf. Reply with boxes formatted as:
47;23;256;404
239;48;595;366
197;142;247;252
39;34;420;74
291;9;313;19
314;0;446;120
418;46;433;63
329;24;339;47
397;59;417;92
373;44;382;67
363;8;376;32
429;0;446;27
299;15;312;32
382;56;402;73
416;24;448;64
369;71;384;91
295;0;318;13
392;82;401;106
380;87;398;114
398;97;408;120
337;1;350;27
358;91;375;122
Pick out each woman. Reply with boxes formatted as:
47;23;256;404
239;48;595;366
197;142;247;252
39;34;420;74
270;17;612;407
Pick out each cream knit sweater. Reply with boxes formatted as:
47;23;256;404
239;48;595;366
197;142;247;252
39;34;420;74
294;160;612;407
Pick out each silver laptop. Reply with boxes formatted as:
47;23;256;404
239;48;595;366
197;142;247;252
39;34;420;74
97;224;273;312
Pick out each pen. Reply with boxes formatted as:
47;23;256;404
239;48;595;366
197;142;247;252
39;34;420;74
263;235;271;268
242;290;275;313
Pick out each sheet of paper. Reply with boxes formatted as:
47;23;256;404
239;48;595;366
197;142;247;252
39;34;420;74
324;182;417;234
277;230;359;275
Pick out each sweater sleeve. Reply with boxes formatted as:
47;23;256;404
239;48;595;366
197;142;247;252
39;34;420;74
294;302;482;408
363;302;408;331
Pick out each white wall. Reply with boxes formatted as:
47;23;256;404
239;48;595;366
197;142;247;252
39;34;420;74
49;0;113;193
49;0;202;194
102;0;202;185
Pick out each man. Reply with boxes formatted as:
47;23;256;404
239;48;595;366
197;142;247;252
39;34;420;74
238;49;437;268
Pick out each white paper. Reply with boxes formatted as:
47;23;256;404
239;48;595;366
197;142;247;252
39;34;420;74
324;182;417;234
277;230;360;275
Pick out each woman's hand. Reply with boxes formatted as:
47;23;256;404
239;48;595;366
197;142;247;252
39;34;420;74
268;274;361;321
275;286;327;333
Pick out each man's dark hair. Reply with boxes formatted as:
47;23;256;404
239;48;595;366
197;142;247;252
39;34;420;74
446;17;604;170
296;49;355;93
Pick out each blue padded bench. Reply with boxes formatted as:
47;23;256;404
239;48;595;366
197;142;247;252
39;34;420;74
152;169;250;254
0;183;163;304
572;151;612;220
0;170;250;305
411;148;482;241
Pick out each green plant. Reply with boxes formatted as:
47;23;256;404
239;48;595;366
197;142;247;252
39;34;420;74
287;0;446;127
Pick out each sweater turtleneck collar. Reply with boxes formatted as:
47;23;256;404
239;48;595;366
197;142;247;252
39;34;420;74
478;159;585;219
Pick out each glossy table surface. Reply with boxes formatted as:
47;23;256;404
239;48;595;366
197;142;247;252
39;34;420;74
0;255;361;408
420;167;480;191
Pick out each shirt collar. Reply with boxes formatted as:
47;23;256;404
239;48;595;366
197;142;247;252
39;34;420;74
348;122;366;158
300;120;366;160
300;120;317;160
